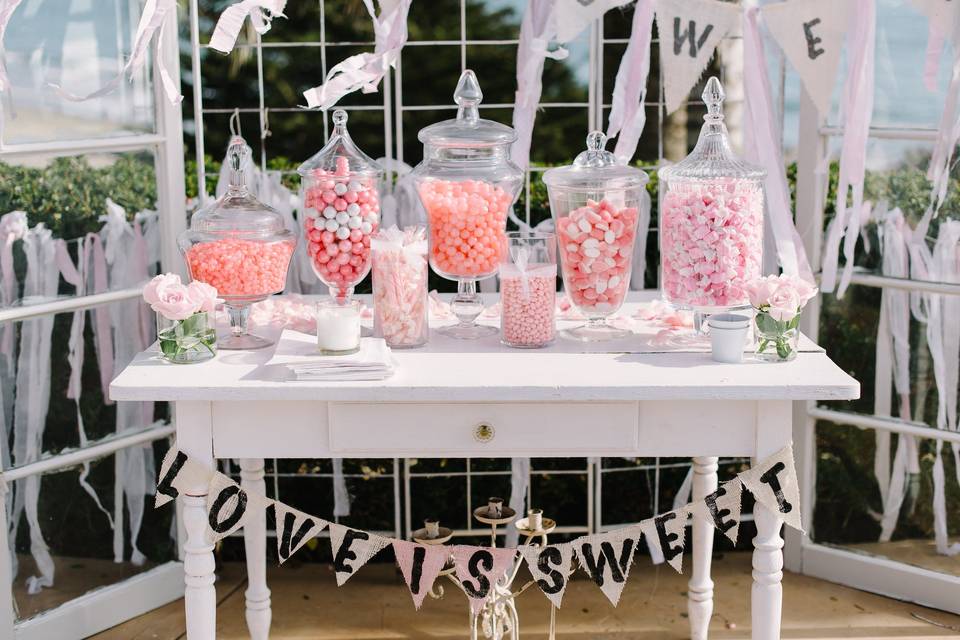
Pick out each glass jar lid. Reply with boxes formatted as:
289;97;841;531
659;76;765;182
542;131;649;190
417;69;517;148
189;137;290;236
297;109;383;178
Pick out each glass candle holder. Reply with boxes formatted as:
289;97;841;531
499;232;556;348
156;312;217;364
371;226;429;348
316;299;361;355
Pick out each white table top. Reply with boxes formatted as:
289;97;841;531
111;294;859;403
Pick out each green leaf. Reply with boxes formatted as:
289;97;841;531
755;312;781;336
776;337;792;360
787;313;801;331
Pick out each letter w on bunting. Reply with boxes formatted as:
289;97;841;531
574;528;641;606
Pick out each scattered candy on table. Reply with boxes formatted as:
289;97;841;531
555;199;638;313
371;226;429;348
185;239;294;297
659;180;763;309
500;263;556;347
418;179;512;278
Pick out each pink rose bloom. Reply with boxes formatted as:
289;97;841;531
767;284;801;322
143;273;200;320
186;281;222;313
784;275;818;306
745;275;781;308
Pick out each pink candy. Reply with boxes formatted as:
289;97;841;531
185;239;294;297
659;180;763;309
371;227;429;348
418;179;511;278
500;264;556;347
555;199;637;313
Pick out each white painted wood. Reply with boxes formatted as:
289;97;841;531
688;456;718;640
638;401;758;457
213;402;329;458
240;459;271;640
176;402;217;640
0;473;15;639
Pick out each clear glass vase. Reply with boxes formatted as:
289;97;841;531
754;310;800;362
157;312;217;364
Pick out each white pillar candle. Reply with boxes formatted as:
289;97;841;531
316;300;361;355
527;508;543;531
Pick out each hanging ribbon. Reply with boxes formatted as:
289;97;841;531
303;0;412;110
606;0;655;164
504;457;530;548
48;0;181;104
819;0;875;296
332;458;350;518
742;6;814;282
0;0;24;93
209;0;287;54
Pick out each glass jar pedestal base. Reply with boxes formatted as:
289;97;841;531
221;304;273;350
561;318;629;342
439;279;498;340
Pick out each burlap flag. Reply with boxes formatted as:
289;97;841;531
392;540;450;609
554;0;632;42
574;527;641;606
762;0;850;114
655;0;741;113
519;543;576;609
155;447;213;508
329;523;390;586
739;444;803;532
451;545;517;614
273;503;328;564
204;472;271;543
690;480;743;544
640;507;689;573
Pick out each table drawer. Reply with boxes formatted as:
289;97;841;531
328;402;638;457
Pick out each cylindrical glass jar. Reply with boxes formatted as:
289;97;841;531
298;109;383;303
316;299;361;355
543;131;648;341
658;77;765;315
157;312;217;364
412;69;524;339
500;232;557;348
179;137;296;350
371;226;429;349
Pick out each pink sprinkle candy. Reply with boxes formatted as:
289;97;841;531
500;263;556;347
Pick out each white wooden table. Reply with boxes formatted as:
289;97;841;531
110;297;858;640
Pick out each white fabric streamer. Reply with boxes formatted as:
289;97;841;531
303;0;411;110
209;0;287;54
0;0;24;93
819;0;875;296
0;211;26;474
505;457;530;548
332;458;350;518
606;0;655;164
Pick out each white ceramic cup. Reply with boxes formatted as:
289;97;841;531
527;508;543;531
487;497;504;517
707;313;751;364
424;519;440;538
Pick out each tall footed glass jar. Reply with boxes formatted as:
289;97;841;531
658;77;765;330
412;69;523;339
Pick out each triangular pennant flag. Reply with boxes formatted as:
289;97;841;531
155;447;213;508
761;0;850;114
273;503;328;564
639;507;688;573
392;540;450;609
519;543;576;609
739;444;803;532
574;527;641;606
655;0;741;113
205;472;271;543
691;480;743;544
451;545;517;615
554;0;632;43
329;523;390;586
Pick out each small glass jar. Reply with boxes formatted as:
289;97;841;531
544;131;648;341
157;312;217;364
316;299;361;355
371;226;429;348
298;109;384;303
412;69;524;339
500;232;556;348
179;137;297;350
754;309;800;362
658;77;765;317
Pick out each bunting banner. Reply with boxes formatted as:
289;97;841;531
154;445;802;610
554;0;631;43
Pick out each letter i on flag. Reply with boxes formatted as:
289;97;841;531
392;540;450;609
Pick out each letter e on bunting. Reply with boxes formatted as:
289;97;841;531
691;480;743;545
574;528;640;606
640;507;689;573
392;540;450;609
451;546;517;614
519;543;576;609
273;503;328;564
329;523;390;586
739;444;803;532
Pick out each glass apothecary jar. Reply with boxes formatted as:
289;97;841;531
179;137;296;350
298;109;384;303
544;131;648;341
411;69;523;339
658;77;765;317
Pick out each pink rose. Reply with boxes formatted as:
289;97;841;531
143;273;199;320
186;281;222;313
767;284;801;322
744;275;781;308
786;276;818;306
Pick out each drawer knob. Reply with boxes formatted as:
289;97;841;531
473;423;495;443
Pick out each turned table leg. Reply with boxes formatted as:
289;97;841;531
240;458;272;640
689;456;718;640
751;499;784;640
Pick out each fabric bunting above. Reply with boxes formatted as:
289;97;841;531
155;444;803;610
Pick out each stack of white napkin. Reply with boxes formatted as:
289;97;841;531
269;330;395;381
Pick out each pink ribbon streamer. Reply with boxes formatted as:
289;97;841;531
605;0;655;164
209;0;287;54
820;0;875;296
742;7;814;282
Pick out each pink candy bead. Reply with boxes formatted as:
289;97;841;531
555;199;637;314
185;239;294;297
418;179;511;278
371;228;429;348
659;180;763;309
500;264;556;347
